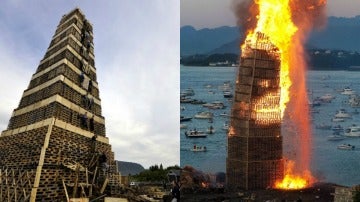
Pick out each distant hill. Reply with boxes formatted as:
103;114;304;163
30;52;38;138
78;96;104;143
180;25;240;56
181;16;360;55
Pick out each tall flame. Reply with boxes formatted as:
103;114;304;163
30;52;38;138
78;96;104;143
243;0;297;118
238;0;327;189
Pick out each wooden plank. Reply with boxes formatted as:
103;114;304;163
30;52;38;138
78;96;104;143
62;179;69;202
100;178;109;194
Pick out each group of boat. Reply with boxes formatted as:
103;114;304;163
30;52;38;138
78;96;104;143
310;86;360;151
181;82;234;152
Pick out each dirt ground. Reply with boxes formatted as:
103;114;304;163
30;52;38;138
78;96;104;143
181;182;338;202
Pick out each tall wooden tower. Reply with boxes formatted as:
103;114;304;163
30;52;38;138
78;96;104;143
227;33;284;190
0;8;120;201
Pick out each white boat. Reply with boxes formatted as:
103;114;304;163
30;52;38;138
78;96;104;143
222;123;229;131
316;123;332;130
203;101;225;109
223;91;233;98
344;125;360;137
331;125;344;132
180;124;187;129
194;111;213;119
181;88;195;96
180;116;192;122
319;94;335;102
337;144;355;150
334;109;352;118
220;112;229;117
184;130;207;138
190;145;207;152
332;117;345;122
206;126;215;134
327;134;345;141
341;87;356;95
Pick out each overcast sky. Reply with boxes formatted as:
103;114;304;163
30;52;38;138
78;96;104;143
181;0;360;29
0;1;179;169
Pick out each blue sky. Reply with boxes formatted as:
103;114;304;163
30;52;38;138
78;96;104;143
0;1;179;168
181;0;360;29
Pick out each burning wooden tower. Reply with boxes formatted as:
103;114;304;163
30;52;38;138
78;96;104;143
0;8;121;201
227;32;284;190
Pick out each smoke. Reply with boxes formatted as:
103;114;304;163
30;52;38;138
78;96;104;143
231;0;259;43
232;0;327;44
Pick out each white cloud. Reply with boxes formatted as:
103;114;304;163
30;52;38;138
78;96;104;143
0;1;179;168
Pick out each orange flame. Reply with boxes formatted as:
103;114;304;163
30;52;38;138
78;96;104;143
275;160;314;189
240;0;324;189
243;0;297;118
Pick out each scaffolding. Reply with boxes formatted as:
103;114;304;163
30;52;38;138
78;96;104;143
227;32;284;190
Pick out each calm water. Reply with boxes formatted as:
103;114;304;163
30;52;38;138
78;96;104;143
180;65;360;186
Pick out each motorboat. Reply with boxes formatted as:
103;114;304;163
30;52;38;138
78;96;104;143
316;123;332;130
191;99;206;105
185;130;207;138
190;145;207;152
220;112;230;117
181;88;195;96
341;87;356;95
331;125;344;132
319;94;335;102
180;116;192;122
332;117;345;122
327;134;345;141
203;101;225;109
223;91;233;98
180;97;194;103
206;126;215;134
222;123;229;131
344;125;360;137
337;144;355;150
194;111;213;119
334;109;352;118
180;124;187;129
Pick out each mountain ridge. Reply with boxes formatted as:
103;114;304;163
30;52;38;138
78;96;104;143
181;16;360;56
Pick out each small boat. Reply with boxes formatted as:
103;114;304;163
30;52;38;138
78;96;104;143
220;112;229;117
222;123;229;131
185;130;207;138
191;99;206;105
206;126;215;134
319;94;335;102
180;106;185;111
344;125;360;137
223;91;233;98
341;87;356;95
194;111;213;119
332;125;344;132
181;88;195;96
180;124;187;129
327;134;345;141
203;101;226;109
332;117;345;122
316;123;332;130
180;97;194;103
190;145;207;152
334;109;352;118
337;144;355;150
180;116;192;122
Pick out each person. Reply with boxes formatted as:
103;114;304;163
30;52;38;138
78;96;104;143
89;114;95;131
171;181;180;202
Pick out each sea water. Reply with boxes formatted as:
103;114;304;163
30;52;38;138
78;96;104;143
180;65;360;186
